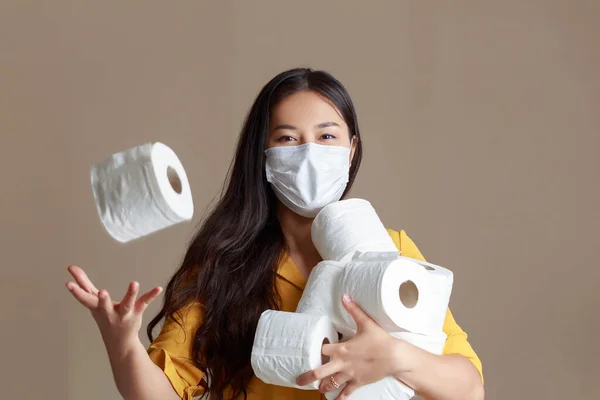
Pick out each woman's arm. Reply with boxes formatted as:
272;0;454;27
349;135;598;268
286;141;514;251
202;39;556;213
106;338;180;400
296;296;484;400
392;339;484;400
65;266;180;400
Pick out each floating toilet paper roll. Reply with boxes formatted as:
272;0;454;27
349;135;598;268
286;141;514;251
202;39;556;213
338;257;451;335
296;260;353;339
251;310;339;390
326;377;413;400
311;199;399;262
90;142;194;243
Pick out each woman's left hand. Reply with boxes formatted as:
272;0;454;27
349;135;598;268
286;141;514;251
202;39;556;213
296;295;403;399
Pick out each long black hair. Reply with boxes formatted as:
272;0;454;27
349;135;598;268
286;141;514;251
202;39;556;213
147;68;364;400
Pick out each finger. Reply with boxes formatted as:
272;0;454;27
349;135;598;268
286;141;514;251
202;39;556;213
66;281;98;309
119;282;139;315
67;265;99;295
322;343;344;357
98;289;113;314
135;287;163;313
336;381;360;400
342;294;374;330
296;358;344;387
319;372;351;394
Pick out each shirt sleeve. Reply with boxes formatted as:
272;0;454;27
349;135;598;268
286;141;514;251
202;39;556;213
390;229;484;383
147;302;207;399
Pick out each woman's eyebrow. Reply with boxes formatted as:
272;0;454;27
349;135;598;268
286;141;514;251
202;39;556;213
272;124;297;132
316;121;340;129
272;121;340;132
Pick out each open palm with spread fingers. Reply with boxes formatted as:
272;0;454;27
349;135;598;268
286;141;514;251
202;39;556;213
65;265;162;355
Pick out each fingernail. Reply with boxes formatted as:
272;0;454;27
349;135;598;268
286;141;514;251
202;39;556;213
343;294;351;303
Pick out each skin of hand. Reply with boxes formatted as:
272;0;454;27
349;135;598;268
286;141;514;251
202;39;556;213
296;295;403;399
65;265;162;356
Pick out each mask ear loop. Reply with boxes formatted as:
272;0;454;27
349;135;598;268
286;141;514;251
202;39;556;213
349;135;356;164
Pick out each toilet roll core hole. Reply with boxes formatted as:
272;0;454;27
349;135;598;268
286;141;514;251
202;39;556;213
399;280;419;308
167;166;183;194
321;338;331;365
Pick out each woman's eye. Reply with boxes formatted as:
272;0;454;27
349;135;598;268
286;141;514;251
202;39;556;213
277;136;296;142
321;133;336;140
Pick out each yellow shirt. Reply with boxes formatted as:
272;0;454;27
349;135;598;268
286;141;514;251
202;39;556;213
147;229;483;399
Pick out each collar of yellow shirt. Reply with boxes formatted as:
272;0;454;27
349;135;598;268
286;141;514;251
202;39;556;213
277;254;308;290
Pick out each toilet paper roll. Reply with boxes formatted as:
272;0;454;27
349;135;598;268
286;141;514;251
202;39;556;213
251;310;339;390
398;256;454;330
311;199;399;262
325;377;414;400
352;250;402;262
296;260;353;339
338;257;450;335
90;142;194;243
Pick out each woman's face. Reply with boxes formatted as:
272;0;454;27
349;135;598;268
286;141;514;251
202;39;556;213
267;91;357;158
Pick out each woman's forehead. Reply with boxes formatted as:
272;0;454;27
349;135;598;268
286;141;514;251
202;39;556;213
271;91;345;126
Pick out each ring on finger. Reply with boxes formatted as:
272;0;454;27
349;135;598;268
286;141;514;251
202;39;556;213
329;375;340;389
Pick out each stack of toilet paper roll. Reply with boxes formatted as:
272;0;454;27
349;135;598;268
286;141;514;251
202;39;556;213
251;199;454;399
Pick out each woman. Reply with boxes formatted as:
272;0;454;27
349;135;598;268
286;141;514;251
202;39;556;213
66;68;484;400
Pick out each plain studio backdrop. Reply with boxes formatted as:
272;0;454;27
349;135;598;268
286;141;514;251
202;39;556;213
1;1;599;399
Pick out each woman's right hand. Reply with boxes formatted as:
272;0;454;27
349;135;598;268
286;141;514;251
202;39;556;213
65;265;163;357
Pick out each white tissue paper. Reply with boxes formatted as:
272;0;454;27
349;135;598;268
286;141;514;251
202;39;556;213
296;260;352;339
338;257;452;335
351;250;402;262
251;310;339;390
90;142;194;243
398;256;454;331
311;199;399;262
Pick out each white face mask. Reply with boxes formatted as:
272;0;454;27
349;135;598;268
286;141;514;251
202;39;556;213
265;142;351;218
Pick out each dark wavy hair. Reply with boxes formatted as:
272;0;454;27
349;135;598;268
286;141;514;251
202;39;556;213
147;68;364;400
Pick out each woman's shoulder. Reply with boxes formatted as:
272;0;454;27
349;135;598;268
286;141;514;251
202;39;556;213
385;228;426;262
159;301;205;335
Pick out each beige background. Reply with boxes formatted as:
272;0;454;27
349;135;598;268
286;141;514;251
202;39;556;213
1;1;599;399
